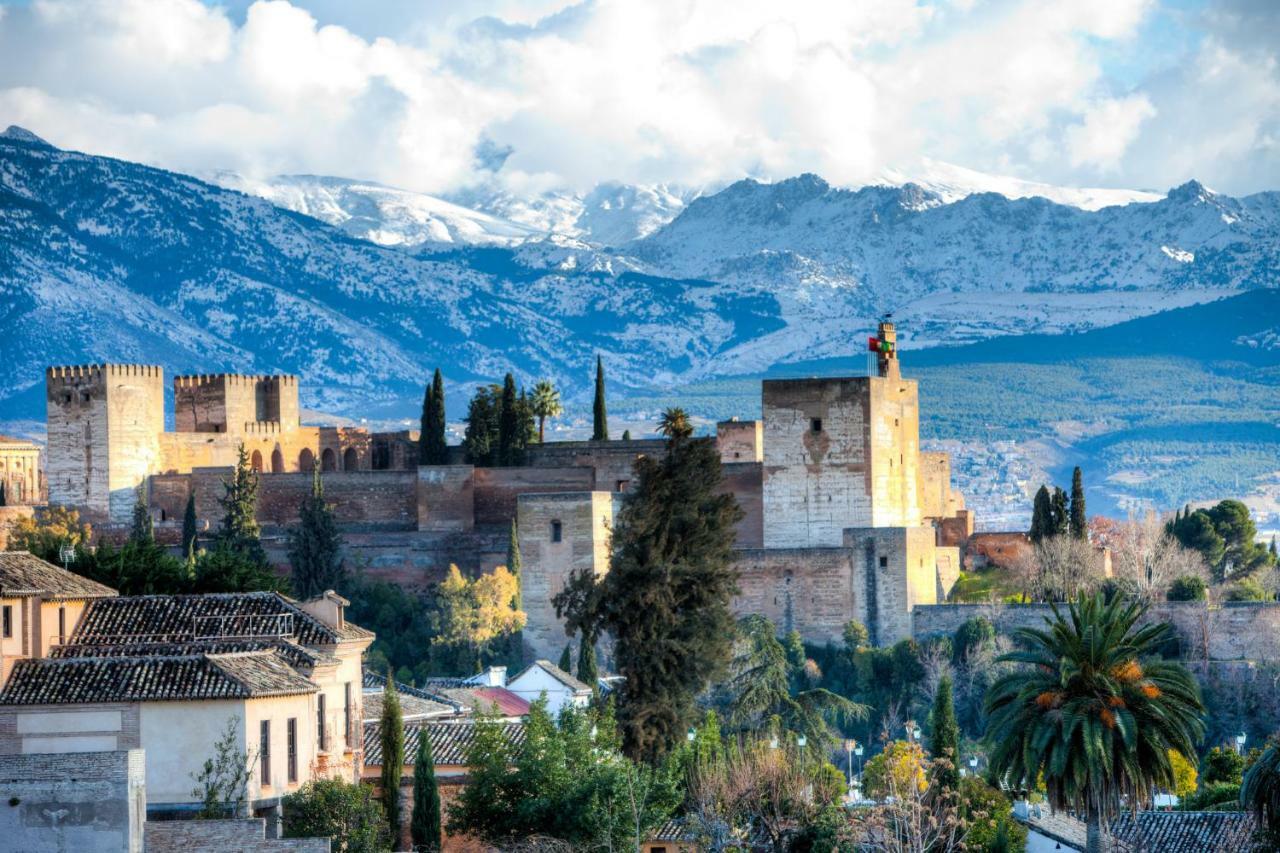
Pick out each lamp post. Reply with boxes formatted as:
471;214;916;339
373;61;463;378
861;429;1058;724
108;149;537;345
687;727;697;744
845;739;857;788
1236;732;1247;755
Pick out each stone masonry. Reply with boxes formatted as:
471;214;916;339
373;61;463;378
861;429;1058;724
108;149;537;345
0;749;145;853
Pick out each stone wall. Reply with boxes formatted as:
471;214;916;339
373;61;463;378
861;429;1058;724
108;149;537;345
473;467;594;529
965;531;1031;570
731;548;860;646
912;602;1280;662
524;439;664;492
717;419;762;463
721;462;764;548
844;526;939;646
145;818;329;852
0;749;145;853
416;466;475;533
919;451;959;520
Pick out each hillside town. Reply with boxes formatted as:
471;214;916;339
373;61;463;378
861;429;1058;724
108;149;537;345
0;322;1276;852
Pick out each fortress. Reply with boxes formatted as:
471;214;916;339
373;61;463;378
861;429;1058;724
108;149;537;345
42;322;975;655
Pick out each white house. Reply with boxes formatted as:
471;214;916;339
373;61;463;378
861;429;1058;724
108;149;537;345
506;659;592;717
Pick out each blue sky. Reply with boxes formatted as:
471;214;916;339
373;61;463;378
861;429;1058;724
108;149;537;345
0;0;1275;196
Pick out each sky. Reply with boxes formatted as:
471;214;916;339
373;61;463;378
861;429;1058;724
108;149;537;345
0;0;1275;197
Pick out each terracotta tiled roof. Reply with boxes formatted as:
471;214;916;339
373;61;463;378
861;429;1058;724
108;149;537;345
363;718;525;767
70;591;369;647
1109;811;1257;852
649;818;693;842
0;552;117;600
362;689;456;722
0;650;317;704
513;660;591;694
363;672;468;715
51;636;336;670
427;685;530;717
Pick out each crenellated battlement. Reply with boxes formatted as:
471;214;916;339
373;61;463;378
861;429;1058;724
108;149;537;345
173;373;299;389
241;421;282;435
47;364;163;381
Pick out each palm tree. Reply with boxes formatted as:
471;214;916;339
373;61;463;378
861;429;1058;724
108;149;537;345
657;407;693;441
728;615;868;755
529;380;562;443
984;593;1205;853
1242;736;1280;845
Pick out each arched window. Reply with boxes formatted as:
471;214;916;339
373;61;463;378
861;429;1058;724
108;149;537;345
250;450;264;473
271;448;284;473
321;448;337;472
299;448;315;472
343;447;358;471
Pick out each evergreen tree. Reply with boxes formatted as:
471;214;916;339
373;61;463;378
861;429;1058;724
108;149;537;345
1272;536;1278;561
1069;467;1087;539
181;492;198;559
592;355;608;441
1030;485;1053;542
419;369;448;465
1050;486;1070;536
529;380;563;443
410;731;441;852
507;520;524;668
463;385;500;466
0;481;6;507
217;444;267;565
555;420;743;761
129;485;154;545
287;465;346;599
577;633;598;688
497;373;520;466
380;673;405;843
622;429;631;441
558;643;573;674
930;675;960;793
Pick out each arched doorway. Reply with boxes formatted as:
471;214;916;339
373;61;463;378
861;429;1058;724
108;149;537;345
271;448;284;473
250;450;264;473
299;448;315;472
343;447;358;471
321;448;337;472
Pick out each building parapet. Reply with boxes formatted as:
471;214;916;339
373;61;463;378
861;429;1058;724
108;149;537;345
47;364;163;380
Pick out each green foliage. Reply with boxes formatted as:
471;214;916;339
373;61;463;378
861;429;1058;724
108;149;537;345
960;776;1027;853
216;444;267;565
555;427;742;761
559;643;572;674
78;539;192;595
592;355;608;441
577;633;598;687
129;486;153;545
419;368;449;465
447;699;679;849
344;574;438;684
1225;577;1271;602
281;777;390;853
191;543;284;593
1030;485;1052;543
1179;781;1241;811
432;565;524;675
1171;500;1274;581
497;373;521;466
842;620;869;652
464;379;536;466
1167;575;1207;601
621;429;631;441
410;732;441;851
930;676;960;792
1202;746;1246;786
953;616;996;666
287;465;346;599
1069;467;1087;540
1241;737;1280;841
984;593;1206;836
190;717;253;819
380;674;404;837
862;740;926;799
0;481;5;506
6;505;92;562
181;492;198;558
1050;487;1069;537
529;379;563;443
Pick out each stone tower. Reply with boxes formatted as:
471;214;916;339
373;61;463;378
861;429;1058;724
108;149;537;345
173;374;300;434
46;365;165;523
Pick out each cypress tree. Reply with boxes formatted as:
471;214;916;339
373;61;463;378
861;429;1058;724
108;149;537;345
380;673;405;844
463;386;499;466
507;520;524;668
930;675;960;792
0;481;6;507
1069;466;1087;539
181;492;198;558
1271;536;1277;561
497;373;520;466
1050;487;1070;537
287;465;346;599
621;429;631;441
558;643;572;674
592;356;608;441
577;633;598;688
129;486;154;545
1030;485;1052;542
217;444;266;565
419;369;447;465
410;731;441;852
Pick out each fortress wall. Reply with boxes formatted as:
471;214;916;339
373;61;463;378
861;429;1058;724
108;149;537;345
417;466;475;533
722;462;764;548
717;419;762;463
919;452;953;520
965;531;1032;570
473;467;594;528
524;440;663;491
867;378;921;528
912;602;1280;662
731;548;861;646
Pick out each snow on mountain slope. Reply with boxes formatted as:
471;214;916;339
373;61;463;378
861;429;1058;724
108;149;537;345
207;172;544;248
876;158;1164;211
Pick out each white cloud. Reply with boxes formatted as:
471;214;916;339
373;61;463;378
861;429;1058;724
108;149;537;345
0;0;1274;196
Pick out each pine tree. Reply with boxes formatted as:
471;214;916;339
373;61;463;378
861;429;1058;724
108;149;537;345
217;444;266;565
621;429;631;441
410;731;441;852
287;465;346;599
507;520;524;668
558;643;572;674
380;673;405;844
129;485;154;545
463;385;499;466
498;373;520;466
419;369;448;466
930;675;960;792
1069;467;1087;539
181;493;198;558
554;421;743;761
1270;535;1277;561
577;633;598;688
1051;487;1070;536
1030;485;1052;542
592;355;608;441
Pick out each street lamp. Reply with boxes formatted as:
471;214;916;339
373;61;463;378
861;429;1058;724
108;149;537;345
59;543;75;571
687;727;697;743
1236;732;1247;754
769;736;779;750
796;735;807;750
904;720;917;743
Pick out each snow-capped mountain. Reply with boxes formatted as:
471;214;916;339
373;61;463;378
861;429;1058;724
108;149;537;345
206;172;544;248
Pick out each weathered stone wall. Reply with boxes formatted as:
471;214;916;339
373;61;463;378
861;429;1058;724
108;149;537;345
717;419;762;463
417;466;475;533
935;545;961;601
731;548;861;645
473;467;594;529
524;439;663;492
517;492;616;660
938;511;975;548
866;376;922;529
843;526;939;646
912;602;1280;662
722;462;764;549
0;749;145;853
919;452;958;520
172;374;300;434
145;818;329;852
965;531;1032;570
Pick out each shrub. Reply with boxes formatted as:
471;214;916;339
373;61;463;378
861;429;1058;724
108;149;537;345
282;777;390;853
1167;575;1207;601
